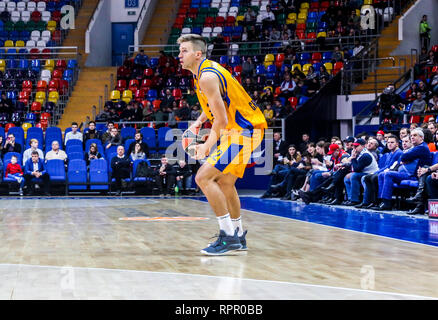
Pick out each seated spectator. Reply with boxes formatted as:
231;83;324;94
104;127;122;150
24;151;50;196
127;132;150;158
356;135;403;209
261;144;301;198
260;5;276;30
22;139;44;166
100;121;115;144
96;105;110;122
45;141;68;162
175;160;193;195
5;155;24;195
154;155;176;195
372;128;432;210
410;91;427;117
3;133;22;156
272;132;288;166
64;122;83;145
111;145;131;196
134;50;150;68
130;142;147;161
85;143;102;165
342;138;379;206
242;57;255;78
263;104;275;126
279;73;296;99
191;105;201;120
83;121;101;143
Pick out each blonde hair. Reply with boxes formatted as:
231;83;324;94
177;34;207;56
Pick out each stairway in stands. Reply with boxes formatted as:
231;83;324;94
58;0;115;131
352;5;416;94
141;0;179;57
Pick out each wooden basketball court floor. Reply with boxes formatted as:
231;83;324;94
0;194;436;300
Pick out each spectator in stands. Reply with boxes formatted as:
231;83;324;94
191;104;200;121
299;133;310;154
5;155;24;195
104;127;122;150
243;7;256;25
366;137;381;161
417;80;431;99
263;104;275;126
343;136;355;155
377;84;404;125
121;103;135;122
186;89;199;107
279;0;296;14
332;46;343;63
175;160;193;195
0;92;13;117
100;121;115;145
111;146;131;196
161;89;175;109
134;50;150;68
211;33;227;57
419;14;431;50
372;128;432;210
405;82;418;102
65;122;83;145
45;141;67;162
24;151;50;196
423;128;436;152
176;100;191;121
132;102;143;122
242;57;255;78
96;105;110;122
154;155;176;196
261;5;276;30
83;121;101;143
307;77;321;96
279;73;296;99
356;135;403;209
342;138;379;206
410;91;427;117
3;133;21;156
260;87;275;108
22;139;44;166
85;143;102;166
129;142;147;161
399;127;410;141
273;132;288;166
352;41;364;57
270;27;281;41
160;61;175;78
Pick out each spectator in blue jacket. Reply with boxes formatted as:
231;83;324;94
343;138;379;206
23;151;50;196
134;50;150;68
372;128;432;211
356;135;403;209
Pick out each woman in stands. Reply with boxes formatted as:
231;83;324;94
261;145;302;198
85;143;102;166
130;143;147;161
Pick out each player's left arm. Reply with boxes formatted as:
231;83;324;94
194;72;228;159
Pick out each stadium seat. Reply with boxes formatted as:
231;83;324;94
140;127;157;152
89;158;109;191
46;159;65;183
121;127;136;140
68;159;87;190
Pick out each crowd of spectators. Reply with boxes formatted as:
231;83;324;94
261;124;438;216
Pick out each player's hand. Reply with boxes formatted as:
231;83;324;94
193;143;210;160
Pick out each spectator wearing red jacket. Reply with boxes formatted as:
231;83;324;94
6;155;24;194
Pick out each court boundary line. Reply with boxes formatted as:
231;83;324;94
0;262;435;300
186;197;438;249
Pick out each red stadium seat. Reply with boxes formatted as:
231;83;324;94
48;80;59;92
289;97;298;109
152;99;161;111
31;101;42;113
36;80;47;92
115;79;126;93
55;60;67;72
215;16;225;26
311;52;322;62
52;69;62;80
143;68;154;78
134;89;145;102
31;11;42;22
128;79;139;91
59;80;69;95
172;88;182;100
141;78;152;89
22;80;32;93
5;123;15;132
18;91;30;105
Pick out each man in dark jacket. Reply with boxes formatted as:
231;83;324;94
127;132;150;158
154;155;176;195
104;127;122;150
175;160;192;195
83;121;101;143
3;133;22;156
24;151;50;196
111;145;131;195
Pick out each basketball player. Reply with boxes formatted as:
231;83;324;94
178;34;268;255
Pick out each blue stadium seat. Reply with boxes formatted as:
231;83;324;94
65;138;83;149
219;55;228;65
229;55;240;67
132;159;153;183
46;159;66;183
66;145;83;155
149;57;159;68
256;65;266;75
68;152;84;161
105;146;118;161
120;127;136;140
26;127;44;148
157;126;173;153
31;59;41;73
140;127;157;152
124;138;135;151
89;158;108;190
3;152;22;165
68;159;87;190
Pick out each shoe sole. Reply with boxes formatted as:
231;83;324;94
200;244;242;256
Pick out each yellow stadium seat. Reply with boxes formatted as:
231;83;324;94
298;12;307;20
364;0;372;4
302;63;312;75
35;92;46;104
44;59;54;72
15;40;25;47
296;19;306;25
317;31;327;38
263;61;273;69
4;40;14;47
299;8;308;15
300;2;309;9
48;91;59;104
264;54;275;62
288;13;297;20
0;60;5;73
286;19;296;25
21;123;32;136
292;64;302;72
324;62;333;74
356;9;360;16
110;90;120;101
236;15;244;23
47;20;57;32
122;90;132;104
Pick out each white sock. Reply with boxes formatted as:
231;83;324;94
217;213;235;236
231;217;243;237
